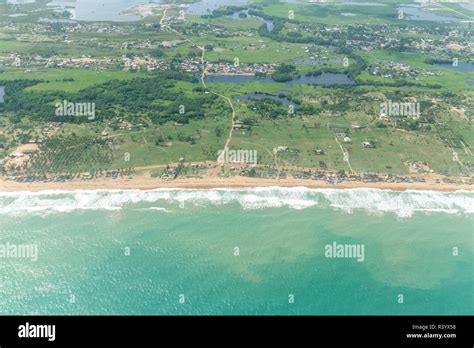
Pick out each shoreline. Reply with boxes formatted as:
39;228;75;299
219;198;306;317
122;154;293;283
0;176;472;193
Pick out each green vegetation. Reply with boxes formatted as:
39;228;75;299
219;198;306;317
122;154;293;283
0;0;472;180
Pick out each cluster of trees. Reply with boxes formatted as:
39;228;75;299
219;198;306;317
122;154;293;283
79;72;223;124
1;72;224;125
272;64;298;82
248;99;288;119
0;79;58;123
331;47;367;80
248;98;320;119
148;49;165;58
203;6;247;18
26;134;113;174
248;9;274;22
257;16;332;46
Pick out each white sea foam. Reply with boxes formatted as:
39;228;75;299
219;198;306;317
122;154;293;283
318;188;474;218
141;207;169;212
0;187;472;217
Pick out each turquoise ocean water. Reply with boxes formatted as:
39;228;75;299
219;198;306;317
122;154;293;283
0;187;472;315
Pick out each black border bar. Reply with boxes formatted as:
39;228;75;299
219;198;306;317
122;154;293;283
0;315;472;346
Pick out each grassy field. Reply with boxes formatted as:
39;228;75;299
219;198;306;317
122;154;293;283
228;115;462;175
0;69;147;92
106;116;231;168
254;2;402;25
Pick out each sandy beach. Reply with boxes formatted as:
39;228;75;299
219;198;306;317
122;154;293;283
0;174;472;193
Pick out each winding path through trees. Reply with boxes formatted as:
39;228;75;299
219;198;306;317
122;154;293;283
161;10;237;155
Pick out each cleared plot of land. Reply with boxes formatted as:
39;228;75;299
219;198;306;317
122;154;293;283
108;117;231;168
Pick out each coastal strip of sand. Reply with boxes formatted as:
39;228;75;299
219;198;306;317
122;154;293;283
0;175;472;193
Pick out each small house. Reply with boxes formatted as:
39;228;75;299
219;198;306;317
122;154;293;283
9;152;24;159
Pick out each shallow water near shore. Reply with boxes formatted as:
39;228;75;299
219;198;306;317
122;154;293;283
0;188;472;315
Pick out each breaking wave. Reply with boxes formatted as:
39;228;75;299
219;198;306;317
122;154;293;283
0;187;472;218
319;188;474;218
